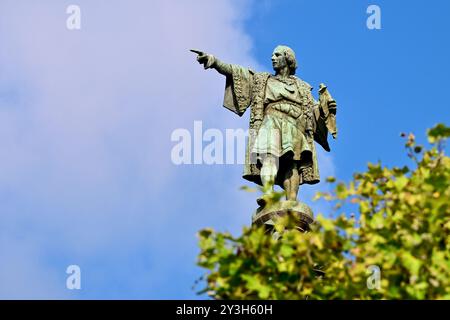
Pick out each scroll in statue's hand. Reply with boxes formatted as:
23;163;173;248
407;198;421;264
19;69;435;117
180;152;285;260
318;83;338;139
190;49;215;69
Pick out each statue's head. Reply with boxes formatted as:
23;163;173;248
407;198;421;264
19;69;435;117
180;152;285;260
271;45;297;75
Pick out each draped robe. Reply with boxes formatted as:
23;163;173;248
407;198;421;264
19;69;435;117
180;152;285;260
221;64;336;187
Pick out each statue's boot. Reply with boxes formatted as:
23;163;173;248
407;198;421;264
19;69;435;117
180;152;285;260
256;194;272;207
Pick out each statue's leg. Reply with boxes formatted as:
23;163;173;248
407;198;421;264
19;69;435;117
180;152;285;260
283;161;299;201
260;154;278;189
257;154;279;207
282;164;292;200
289;162;300;201
283;175;291;200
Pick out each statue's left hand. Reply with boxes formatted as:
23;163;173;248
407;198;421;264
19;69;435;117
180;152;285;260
318;83;337;115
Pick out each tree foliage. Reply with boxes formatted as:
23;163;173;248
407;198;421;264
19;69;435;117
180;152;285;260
197;124;450;299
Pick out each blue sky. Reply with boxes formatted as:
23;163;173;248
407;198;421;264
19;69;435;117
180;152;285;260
0;0;449;299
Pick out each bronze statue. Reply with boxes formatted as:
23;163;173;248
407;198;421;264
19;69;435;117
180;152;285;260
192;46;337;230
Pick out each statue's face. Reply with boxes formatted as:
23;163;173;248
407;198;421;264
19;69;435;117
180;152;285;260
271;47;287;72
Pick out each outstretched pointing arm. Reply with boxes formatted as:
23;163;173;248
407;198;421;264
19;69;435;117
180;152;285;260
190;49;232;76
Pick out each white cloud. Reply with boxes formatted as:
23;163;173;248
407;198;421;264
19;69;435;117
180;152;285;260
0;0;258;298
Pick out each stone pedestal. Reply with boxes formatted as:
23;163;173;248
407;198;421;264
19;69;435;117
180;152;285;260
252;200;314;233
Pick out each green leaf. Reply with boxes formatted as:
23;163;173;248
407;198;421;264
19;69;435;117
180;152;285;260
394;176;408;191
326;176;336;183
427;123;450;143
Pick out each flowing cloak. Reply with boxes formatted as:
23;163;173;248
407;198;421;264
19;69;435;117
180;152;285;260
221;64;336;187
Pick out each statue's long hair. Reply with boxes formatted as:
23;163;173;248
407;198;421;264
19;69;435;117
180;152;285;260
276;45;297;75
